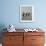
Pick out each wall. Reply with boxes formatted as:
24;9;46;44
0;0;46;29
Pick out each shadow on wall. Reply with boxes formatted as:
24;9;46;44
0;24;7;43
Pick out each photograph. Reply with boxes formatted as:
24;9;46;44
20;5;34;22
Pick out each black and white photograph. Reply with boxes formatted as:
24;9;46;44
20;5;34;22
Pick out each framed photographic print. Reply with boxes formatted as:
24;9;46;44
20;5;34;22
